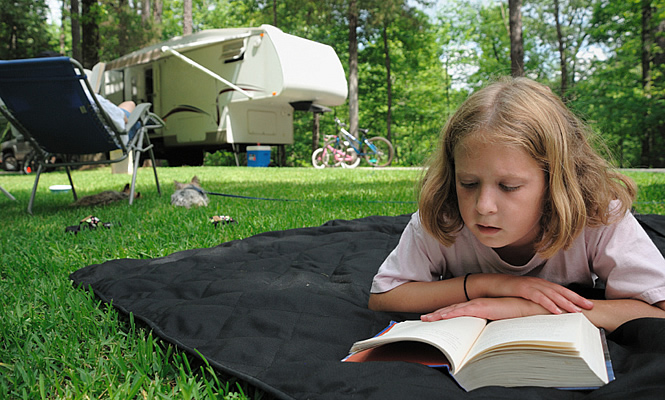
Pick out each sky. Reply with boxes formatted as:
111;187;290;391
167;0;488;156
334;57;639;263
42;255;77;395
46;0;61;25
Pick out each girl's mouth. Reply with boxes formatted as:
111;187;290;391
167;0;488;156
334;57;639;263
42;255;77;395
476;224;501;235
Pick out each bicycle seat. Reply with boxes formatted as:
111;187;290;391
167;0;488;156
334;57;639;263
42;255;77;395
359;128;369;134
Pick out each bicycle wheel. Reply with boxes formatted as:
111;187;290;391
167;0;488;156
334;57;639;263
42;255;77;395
335;142;360;168
364;136;394;167
323;140;343;168
311;148;329;169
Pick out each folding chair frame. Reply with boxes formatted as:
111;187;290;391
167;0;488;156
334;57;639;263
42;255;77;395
1;185;15;201
0;57;164;214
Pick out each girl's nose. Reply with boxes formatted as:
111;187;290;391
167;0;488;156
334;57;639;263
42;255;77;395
476;187;498;215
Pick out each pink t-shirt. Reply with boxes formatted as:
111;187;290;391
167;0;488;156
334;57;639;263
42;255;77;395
371;209;665;304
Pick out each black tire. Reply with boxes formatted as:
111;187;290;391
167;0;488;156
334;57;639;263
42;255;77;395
364;136;394;167
2;153;18;171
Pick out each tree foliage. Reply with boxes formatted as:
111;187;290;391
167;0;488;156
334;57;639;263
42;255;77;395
569;0;665;167
0;0;54;59
6;0;665;167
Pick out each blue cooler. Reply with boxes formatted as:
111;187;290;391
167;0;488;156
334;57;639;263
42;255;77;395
247;145;271;167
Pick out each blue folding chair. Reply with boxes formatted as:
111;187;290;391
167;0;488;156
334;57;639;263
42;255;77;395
0;56;163;213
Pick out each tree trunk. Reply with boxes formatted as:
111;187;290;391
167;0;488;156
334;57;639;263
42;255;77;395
117;0;130;56
569;33;588;91
382;25;392;143
554;0;568;98
508;0;524;77
654;18;665;66
153;0;163;25
654;14;665;166
71;0;81;62
312;112;320;152
142;0;150;25
81;0;99;69
640;0;653;167
59;0;66;54
273;0;278;26
348;0;359;137
183;0;193;35
642;0;652;92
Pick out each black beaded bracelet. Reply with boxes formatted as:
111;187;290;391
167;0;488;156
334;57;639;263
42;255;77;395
463;273;472;301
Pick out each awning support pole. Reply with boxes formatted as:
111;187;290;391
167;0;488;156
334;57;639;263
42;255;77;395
161;46;254;100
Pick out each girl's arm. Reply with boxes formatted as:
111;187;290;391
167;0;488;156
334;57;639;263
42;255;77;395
467;273;594;313
420;297;665;333
368;273;593;315
368;277;469;313
582;299;665;332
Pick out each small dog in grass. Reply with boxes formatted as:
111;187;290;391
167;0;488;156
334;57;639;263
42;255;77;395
70;184;139;207
170;176;209;208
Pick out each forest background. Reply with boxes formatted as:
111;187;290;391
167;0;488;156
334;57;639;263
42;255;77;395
2;0;665;168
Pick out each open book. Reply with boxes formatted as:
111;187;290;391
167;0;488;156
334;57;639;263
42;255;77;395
89;62;106;94
344;313;614;391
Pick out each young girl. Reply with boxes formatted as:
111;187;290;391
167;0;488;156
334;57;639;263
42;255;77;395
368;77;665;333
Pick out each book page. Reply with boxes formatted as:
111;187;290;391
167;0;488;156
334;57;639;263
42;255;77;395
578;319;610;383
461;313;587;369
349;317;487;373
89;62;106;94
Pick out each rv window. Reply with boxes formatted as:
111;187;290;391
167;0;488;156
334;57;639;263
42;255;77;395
220;39;245;63
104;70;124;98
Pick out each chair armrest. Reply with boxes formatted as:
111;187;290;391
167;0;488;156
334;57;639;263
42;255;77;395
126;103;151;130
146;112;165;129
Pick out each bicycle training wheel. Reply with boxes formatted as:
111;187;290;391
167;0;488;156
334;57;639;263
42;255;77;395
312;148;329;169
337;143;360;168
364;136;394;167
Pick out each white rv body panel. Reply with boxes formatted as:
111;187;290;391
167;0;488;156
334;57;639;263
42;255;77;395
100;25;347;153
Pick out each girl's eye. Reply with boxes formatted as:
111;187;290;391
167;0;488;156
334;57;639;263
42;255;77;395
500;184;520;192
459;182;477;189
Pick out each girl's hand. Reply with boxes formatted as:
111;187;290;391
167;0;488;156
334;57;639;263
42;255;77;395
470;274;594;315
421;297;549;322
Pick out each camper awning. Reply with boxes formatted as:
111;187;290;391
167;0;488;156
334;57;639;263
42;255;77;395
104;28;263;71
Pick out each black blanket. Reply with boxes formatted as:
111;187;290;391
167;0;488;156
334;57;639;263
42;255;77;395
70;214;665;399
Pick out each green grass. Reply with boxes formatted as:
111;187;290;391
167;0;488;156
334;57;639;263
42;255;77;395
1;166;664;399
0;166;420;399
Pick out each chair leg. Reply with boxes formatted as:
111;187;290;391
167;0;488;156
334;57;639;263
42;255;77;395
129;147;141;205
128;129;144;205
145;133;161;196
27;164;44;214
65;166;77;201
0;185;15;201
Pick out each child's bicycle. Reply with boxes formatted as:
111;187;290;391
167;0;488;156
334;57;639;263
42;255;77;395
311;117;394;168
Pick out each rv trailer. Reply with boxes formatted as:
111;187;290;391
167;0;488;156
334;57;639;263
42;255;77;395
100;24;348;165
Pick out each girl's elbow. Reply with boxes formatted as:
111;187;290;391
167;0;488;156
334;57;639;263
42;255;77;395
367;293;385;311
655;300;665;312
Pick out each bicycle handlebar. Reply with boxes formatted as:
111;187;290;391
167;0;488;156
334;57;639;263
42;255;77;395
335;117;367;134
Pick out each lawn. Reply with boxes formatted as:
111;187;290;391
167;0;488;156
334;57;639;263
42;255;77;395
1;166;663;398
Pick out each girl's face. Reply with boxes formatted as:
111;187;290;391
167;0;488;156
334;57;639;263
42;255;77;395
454;137;546;263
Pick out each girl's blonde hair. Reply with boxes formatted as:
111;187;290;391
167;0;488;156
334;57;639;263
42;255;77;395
419;77;636;258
